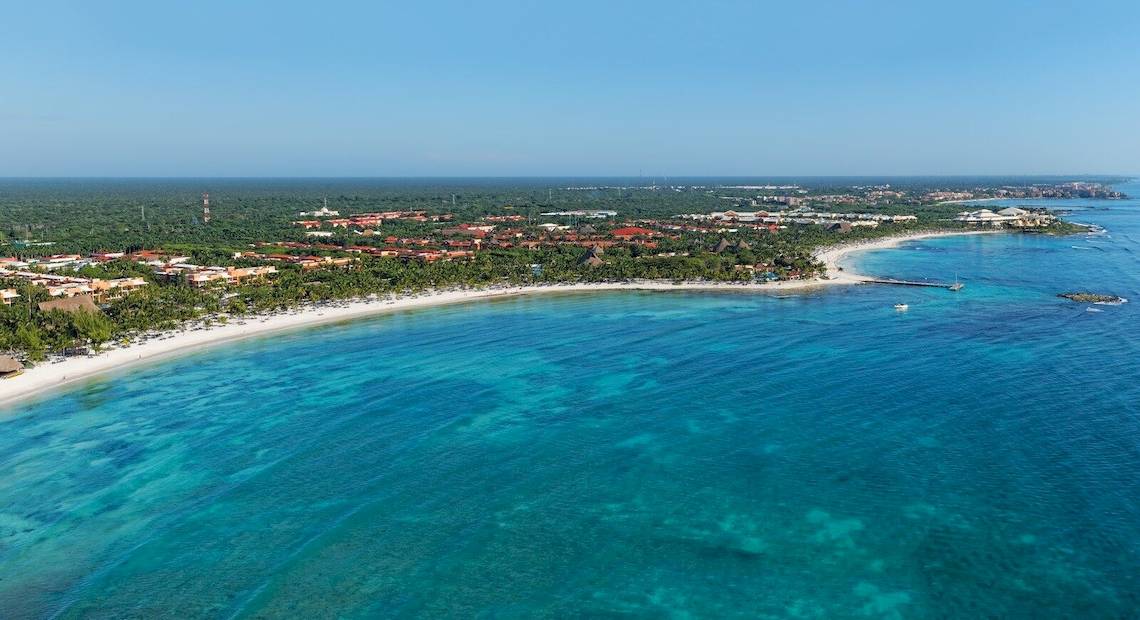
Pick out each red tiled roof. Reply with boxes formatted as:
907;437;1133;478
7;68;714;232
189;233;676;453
611;226;656;237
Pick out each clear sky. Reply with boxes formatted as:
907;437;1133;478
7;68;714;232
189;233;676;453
3;0;1139;177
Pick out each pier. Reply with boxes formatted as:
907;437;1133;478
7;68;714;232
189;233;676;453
867;278;957;289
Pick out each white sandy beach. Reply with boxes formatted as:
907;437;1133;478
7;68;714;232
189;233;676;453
813;229;1002;276
0;230;997;408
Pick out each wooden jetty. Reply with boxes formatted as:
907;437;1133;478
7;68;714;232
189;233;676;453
867;278;957;289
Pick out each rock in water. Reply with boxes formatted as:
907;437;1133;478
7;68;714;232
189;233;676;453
1059;292;1127;304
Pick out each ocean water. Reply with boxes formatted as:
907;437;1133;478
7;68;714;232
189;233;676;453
2;186;1139;618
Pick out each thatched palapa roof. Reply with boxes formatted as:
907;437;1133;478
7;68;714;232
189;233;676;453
0;355;23;374
579;246;605;267
38;294;100;314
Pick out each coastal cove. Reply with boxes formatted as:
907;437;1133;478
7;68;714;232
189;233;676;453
0;230;994;409
1;188;1138;617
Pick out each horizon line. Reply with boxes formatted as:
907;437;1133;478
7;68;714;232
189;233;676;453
0;174;1135;180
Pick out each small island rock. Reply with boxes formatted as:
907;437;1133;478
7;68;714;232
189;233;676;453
1059;292;1126;304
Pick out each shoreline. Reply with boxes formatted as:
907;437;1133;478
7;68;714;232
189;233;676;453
0;229;995;409
813;229;1002;276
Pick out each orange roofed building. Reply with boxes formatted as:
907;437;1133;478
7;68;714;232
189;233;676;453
611;226;658;240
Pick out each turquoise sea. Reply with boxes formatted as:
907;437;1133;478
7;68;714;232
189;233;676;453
2;184;1139;618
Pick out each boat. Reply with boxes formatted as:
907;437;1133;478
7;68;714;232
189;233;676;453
894;303;909;311
949;273;964;292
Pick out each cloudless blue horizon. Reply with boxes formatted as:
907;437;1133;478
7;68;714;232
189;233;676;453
5;1;1140;177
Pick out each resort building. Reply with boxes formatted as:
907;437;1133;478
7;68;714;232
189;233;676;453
183;270;231;287
441;224;495;237
298;205;340;217
683;211;917;226
178;265;278;288
45;282;93;298
0;257;29;269
88;277;148;303
227;265;278;284
155;264;277;288
955;208;1054;228
90;251;127;262
305;211;454;231
0;269;147;302
927;191;976;202
36;254;85;270
0;289;19;305
611;226;657;240
128;250;190;266
299;257;352;270
539;210;618;218
0;254;87;271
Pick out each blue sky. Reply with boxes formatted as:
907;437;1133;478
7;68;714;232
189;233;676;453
3;0;1139;176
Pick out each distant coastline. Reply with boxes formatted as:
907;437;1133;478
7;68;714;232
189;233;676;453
0;229;1000;409
939;188;1133;207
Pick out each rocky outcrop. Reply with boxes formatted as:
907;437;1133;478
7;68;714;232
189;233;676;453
1059;292;1127;304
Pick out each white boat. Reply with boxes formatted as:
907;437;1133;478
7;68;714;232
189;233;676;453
894;303;909;311
949;273;964;291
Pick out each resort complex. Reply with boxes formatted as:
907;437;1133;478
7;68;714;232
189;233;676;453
954;207;1057;227
0;178;1114;363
